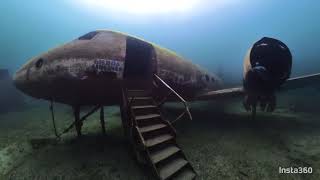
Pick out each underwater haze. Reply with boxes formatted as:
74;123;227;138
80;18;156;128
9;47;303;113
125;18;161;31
1;0;320;83
1;1;320;180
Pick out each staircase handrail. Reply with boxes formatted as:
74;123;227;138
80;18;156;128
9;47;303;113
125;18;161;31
153;74;192;123
134;126;146;148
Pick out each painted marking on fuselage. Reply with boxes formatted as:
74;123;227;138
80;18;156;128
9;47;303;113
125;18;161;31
159;69;201;87
159;69;185;84
44;58;124;80
93;59;124;78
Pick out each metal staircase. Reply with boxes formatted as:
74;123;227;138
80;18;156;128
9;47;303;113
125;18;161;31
120;75;196;180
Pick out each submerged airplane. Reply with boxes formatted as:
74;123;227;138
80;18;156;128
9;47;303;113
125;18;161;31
14;30;319;114
13;30;320;179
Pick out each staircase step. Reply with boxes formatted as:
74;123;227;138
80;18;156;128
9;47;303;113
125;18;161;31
139;123;167;133
128;97;154;106
145;134;173;147
127;89;145;92
127;89;146;92
159;158;188;180
122;87;196;180
127;90;151;97
135;114;160;121
131;97;152;100
132;105;157;109
150;145;180;164
128;97;153;103
173;168;196;180
132;105;158;115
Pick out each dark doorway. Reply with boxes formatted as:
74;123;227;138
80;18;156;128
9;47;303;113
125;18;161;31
123;37;155;80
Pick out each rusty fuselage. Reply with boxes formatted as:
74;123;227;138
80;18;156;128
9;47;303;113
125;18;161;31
14;30;222;106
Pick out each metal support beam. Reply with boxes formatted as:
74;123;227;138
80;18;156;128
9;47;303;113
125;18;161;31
73;106;82;137
50;100;60;138
62;105;101;136
100;106;106;135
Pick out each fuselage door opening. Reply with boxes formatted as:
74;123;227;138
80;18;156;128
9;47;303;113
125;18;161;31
123;37;156;86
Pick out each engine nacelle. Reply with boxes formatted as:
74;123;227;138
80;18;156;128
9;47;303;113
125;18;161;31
243;37;292;94
243;37;292;112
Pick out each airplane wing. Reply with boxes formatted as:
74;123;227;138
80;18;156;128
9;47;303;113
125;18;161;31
195;73;320;101
280;73;320;91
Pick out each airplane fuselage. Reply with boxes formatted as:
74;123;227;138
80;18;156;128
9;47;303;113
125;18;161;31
14;30;222;106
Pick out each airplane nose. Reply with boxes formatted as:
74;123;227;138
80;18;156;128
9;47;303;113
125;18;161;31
13;71;21;89
13;69;26;91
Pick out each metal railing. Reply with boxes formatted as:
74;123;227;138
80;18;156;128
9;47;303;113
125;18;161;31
121;88;146;149
153;74;192;124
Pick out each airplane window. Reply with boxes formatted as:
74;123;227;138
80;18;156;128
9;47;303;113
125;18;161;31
205;75;209;82
78;31;99;40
